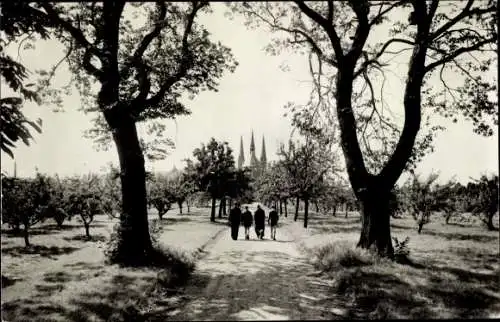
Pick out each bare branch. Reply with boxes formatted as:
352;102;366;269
369;0;408;26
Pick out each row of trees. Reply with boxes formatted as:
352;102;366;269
1;171;118;247
2;2;496;263
396;173;499;233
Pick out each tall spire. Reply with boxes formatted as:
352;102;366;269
238;136;245;169
260;135;267;169
250;130;258;168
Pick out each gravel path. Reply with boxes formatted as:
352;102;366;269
155;214;344;321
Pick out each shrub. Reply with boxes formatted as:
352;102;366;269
392;236;411;260
312;241;380;271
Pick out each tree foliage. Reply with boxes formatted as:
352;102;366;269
228;0;497;256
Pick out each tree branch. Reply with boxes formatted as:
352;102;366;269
144;1;206;109
294;1;344;60
40;3;104;80
424;36;496;73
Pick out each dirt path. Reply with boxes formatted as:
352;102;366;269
156;217;344;321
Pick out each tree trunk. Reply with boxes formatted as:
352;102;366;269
218;199;224;218
23;224;30;248
487;211;496;231
229;198;232;210
445;212;452;224
279;200;283;215
158;210;165;220
417;221;424;234
332;205;337;217
357;190;394;258
84;222;91;239
110;120;153;265
223;198;227;216
211;197;216;222
304;198;309;228
284;198;288;217
178;201;183;214
294;196;300;221
187;199;191;213
345;205;348;218
314;201;319;213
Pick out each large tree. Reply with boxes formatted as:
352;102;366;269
14;2;237;265
230;1;497;256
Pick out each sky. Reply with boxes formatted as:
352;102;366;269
1;3;498;185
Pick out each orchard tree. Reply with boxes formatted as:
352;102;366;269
1;173;52;247
147;173;176;220
14;2;237;264
279;137;338;228
190;138;236;222
468;174;498;230
230;1;497;256
64;173;105;239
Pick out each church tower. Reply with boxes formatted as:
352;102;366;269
260;135;267;171
249;130;259;168
238;136;245;169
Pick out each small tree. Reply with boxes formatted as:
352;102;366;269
147;174;176;220
469;175;499;230
402;173;445;234
1;173;52;247
63;173;105;239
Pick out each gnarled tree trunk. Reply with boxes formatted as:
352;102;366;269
111;119;153;265
357;188;394;258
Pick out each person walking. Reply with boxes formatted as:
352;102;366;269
229;202;242;240
242;206;253;240
254;204;266;240
268;205;279;240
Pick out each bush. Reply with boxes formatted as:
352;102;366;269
392;236;411;264
312;241;381;271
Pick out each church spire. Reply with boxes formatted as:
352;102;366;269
250;130;258;168
260;135;267;169
238;136;245;169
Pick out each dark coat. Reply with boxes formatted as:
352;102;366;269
242;210;253;227
254;208;265;228
229;207;241;227
268;210;279;226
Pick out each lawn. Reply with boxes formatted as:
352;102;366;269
1;207;226;322
286;210;500;319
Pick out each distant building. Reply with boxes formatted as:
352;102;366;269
238;130;267;179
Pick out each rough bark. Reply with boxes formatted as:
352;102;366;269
110;119;153;265
357;187;394;258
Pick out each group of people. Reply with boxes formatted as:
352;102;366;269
228;203;279;241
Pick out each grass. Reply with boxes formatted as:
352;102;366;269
290;210;500;319
1;207;226;322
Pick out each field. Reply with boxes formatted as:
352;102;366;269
1;208;226;322
287;210;500;319
2;206;499;320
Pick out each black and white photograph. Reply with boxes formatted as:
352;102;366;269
1;1;498;320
